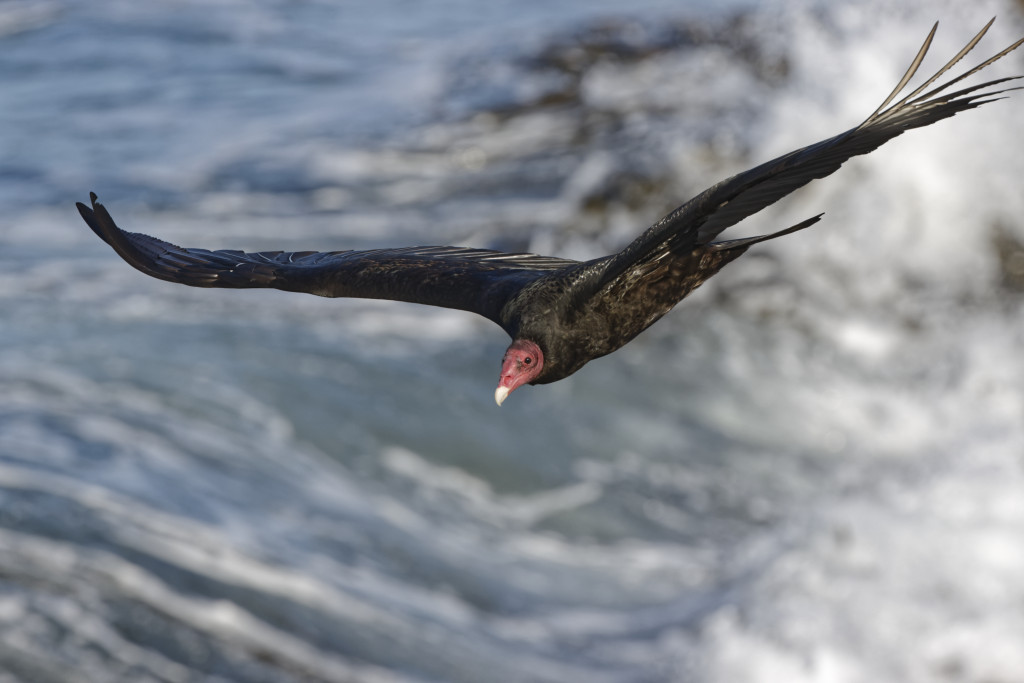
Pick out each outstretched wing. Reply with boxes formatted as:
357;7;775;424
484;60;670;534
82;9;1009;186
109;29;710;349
595;19;1024;289
77;193;577;327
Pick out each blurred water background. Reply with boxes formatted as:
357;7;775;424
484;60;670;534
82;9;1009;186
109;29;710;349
2;0;1024;681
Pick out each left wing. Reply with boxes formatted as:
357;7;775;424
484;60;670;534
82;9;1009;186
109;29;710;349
77;193;578;327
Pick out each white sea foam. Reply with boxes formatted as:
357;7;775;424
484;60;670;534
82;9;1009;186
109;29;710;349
2;0;1023;681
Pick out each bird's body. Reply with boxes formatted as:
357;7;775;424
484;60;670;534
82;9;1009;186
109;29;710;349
503;241;760;384
78;21;1024;404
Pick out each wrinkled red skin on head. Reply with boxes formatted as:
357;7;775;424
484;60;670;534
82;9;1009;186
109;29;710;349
496;339;544;400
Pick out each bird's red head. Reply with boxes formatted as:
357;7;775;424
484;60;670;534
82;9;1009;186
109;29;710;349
494;339;544;406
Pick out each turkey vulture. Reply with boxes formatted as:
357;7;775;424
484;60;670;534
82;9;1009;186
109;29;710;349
78;21;1022;405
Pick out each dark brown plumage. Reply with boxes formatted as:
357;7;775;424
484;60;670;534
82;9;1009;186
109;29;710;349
77;21;1023;405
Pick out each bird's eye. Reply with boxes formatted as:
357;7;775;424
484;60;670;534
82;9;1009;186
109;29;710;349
523;357;532;365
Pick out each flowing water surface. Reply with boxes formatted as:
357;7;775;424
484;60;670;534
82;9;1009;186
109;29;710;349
2;0;1024;681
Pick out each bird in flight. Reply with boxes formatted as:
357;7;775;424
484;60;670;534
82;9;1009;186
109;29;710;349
79;21;1022;406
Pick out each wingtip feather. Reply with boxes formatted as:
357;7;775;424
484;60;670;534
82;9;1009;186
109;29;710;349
77;194;115;246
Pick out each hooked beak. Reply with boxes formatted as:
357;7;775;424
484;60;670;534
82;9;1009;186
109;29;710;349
494;366;520;407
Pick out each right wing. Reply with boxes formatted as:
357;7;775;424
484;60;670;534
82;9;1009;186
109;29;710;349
590;20;1023;292
77;193;578;327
